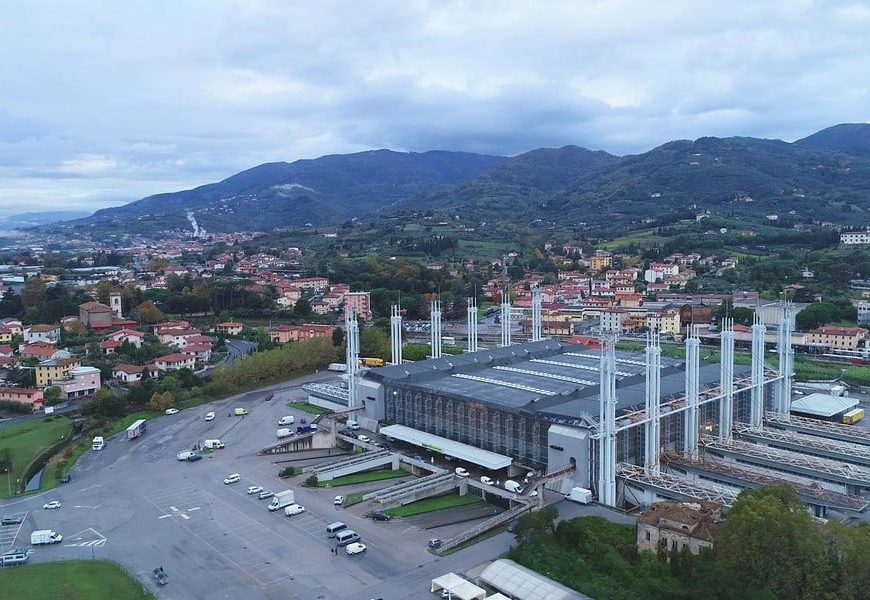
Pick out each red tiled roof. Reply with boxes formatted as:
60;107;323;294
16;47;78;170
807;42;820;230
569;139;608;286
113;364;144;374
80;301;112;313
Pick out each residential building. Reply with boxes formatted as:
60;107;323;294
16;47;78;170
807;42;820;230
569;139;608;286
856;301;870;326
647;309;681;335
590;251;613;273
0;327;12;343
154;353;196;372
79;301;114;328
600;308;625;333
0;318;23;336
99;340;122;355
0;387;44;411
35;357;82;387
269;324;336;344
181;344;212;363
636;501;720;556
55;366;102;400
21;342;70;361
344;291;372;321
841;230;870;245
112;364;145;385
107;328;145;348
0;345;13;357
23;324;61;344
806;326;869;352
215;322;244;336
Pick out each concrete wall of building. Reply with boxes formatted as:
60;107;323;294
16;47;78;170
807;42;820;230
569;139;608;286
359;378;385;421
547;424;591;489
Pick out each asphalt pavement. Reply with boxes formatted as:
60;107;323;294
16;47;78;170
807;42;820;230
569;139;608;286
0;370;512;600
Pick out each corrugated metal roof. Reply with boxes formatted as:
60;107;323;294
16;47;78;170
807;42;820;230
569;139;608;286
380;424;512;470
790;393;858;418
479;559;589;600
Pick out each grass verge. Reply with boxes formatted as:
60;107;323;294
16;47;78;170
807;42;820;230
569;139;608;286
317;468;409;487
288;402;332;416
0;560;154;599
345;492;365;506
386;493;482;517
0;417;72;499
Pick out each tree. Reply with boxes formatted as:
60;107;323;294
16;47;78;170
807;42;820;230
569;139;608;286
716;486;830;599
331;327;345;347
44;386;62;406
20;277;46;309
796;301;836;331
360;327;390;360
136;300;164;324
148;391;174;412
293;296;312;316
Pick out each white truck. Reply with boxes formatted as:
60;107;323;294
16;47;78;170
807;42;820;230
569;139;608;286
203;439;225;449
276;428;293;439
91;436;105;451
566;486;593;504
328;363;348;372
31;530;63;545
268;489;295;511
504;480;524;494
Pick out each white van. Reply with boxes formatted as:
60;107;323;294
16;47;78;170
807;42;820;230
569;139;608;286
276;428;293;439
203;439;224;449
278;415;295;426
335;529;360;546
176;450;196;461
346;420;360;430
326;522;347;537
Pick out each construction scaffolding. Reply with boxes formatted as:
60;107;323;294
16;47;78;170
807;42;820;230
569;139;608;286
765;412;870;446
662;452;868;512
700;435;870;487
734;423;870;467
618;462;739;507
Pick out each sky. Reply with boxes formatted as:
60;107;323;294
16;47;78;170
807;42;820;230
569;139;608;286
0;0;868;217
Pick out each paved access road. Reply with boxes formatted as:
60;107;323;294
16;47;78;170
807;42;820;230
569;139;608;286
0;370;513;600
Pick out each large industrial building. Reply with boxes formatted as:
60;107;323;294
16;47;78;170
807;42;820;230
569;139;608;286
357;339;763;489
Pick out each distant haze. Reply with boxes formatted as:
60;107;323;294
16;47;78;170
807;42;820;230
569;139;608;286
0;1;868;216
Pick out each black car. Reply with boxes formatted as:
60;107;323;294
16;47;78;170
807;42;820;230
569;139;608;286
1;516;24;526
153;566;169;585
60;474;71;483
371;511;391;522
187;454;203;462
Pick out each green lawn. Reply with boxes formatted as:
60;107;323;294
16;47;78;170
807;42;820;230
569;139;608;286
0;560;154;599
386;493;482;517
318;468;409;487
288;402;332;416
0;417;72;498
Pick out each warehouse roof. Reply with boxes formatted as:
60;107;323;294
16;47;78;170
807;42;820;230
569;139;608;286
790;393;858;418
380;424;512;470
479;559;590;600
365;340;730;423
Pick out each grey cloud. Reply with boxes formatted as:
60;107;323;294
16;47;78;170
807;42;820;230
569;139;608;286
0;0;867;215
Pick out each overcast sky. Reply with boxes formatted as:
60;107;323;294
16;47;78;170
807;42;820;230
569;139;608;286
1;0;868;216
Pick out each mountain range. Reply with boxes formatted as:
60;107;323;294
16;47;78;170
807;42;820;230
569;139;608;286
66;123;870;235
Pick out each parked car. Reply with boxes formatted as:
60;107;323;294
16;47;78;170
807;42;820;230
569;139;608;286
428;538;442;549
153;566;169;585
43;501;62;510
247;485;263;495
479;476;494;486
334;495;344;506
187;454;203;462
284;503;306;517
165;408;179;415
345;542;367;556
205;412;215;421
1;515;23;525
223;473;240;484
371;511;391;522
454;467;469;478
357;434;371;443
258;490;274;500
60;474;71;483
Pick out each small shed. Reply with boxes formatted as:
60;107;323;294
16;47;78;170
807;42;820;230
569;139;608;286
790;393;858;421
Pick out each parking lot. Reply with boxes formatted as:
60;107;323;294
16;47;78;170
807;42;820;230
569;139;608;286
0;372;515;599
0;511;27;549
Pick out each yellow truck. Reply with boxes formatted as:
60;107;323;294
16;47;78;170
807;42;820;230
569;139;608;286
842;408;864;425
